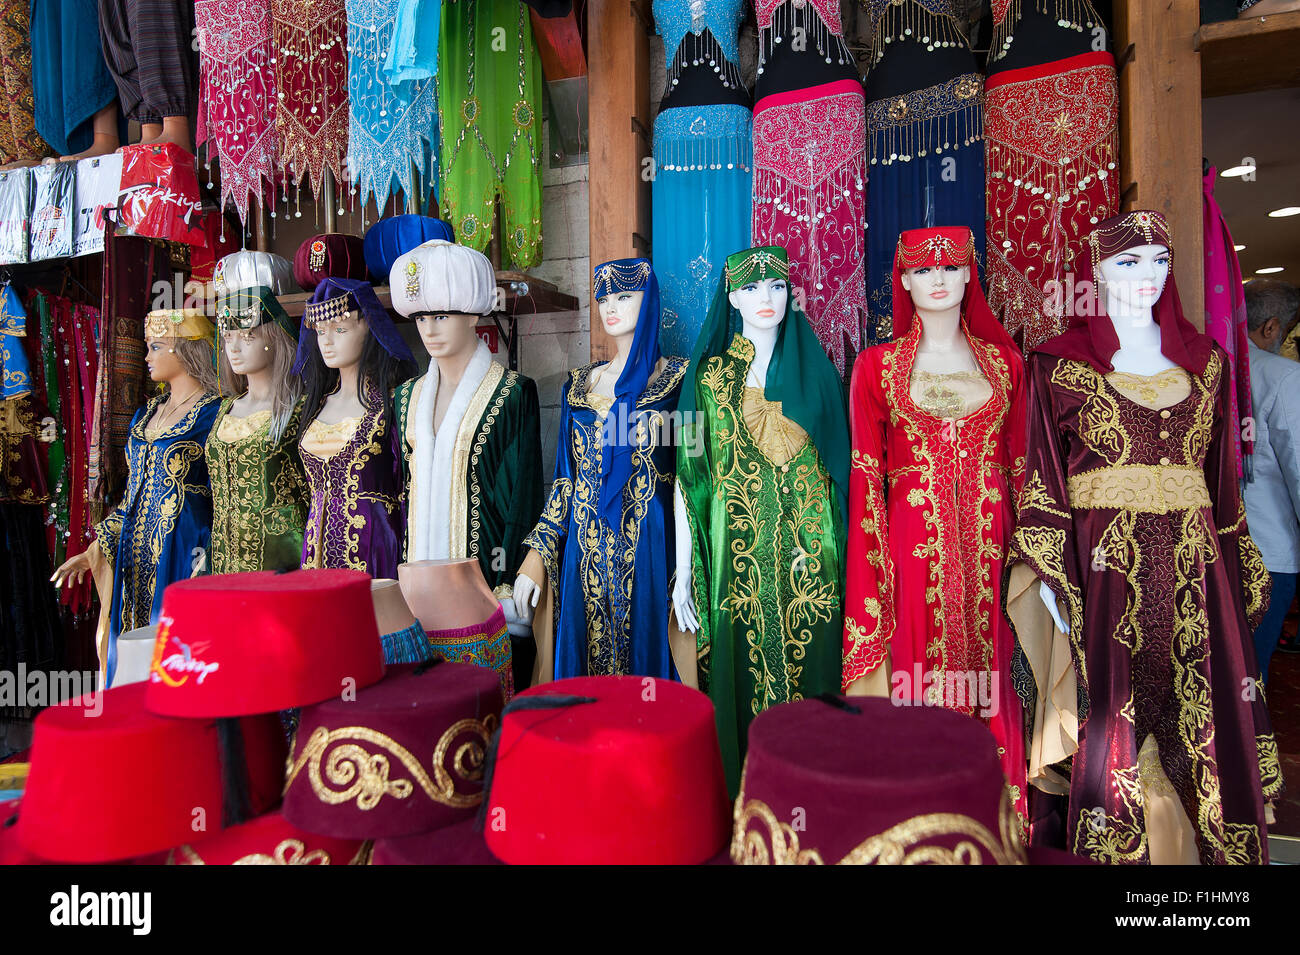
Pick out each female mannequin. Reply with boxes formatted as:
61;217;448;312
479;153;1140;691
514;258;689;682
51;309;224;684
293;277;417;577
842;226;1028;825
1006;210;1278;865
207;286;309;573
674;245;849;794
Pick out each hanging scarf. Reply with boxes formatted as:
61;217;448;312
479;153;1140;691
679;244;850;526
346;0;438;211
1203;165;1253;474
1035;210;1212;376
270;0;349;200
196;0;277;226
292;277;416;375
593;258;662;527
384;0;441;93
0;0;51;162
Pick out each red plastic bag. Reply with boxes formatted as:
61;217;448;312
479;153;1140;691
117;142;206;246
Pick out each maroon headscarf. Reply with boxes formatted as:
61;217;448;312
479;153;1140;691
1035;210;1212;374
892;226;1019;355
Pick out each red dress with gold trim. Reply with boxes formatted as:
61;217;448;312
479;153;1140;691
844;314;1028;819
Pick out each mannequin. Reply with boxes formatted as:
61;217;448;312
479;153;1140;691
398;557;514;695
207;287;310;574
51;309;224;684
842;226;1028;824
391;240;543;646
370;577;430;664
293;278;417;577
674;245;848;794
98;0;197;152
1006;210;1278;864
514;258;688;683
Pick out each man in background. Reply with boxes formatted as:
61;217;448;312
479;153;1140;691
1243;278;1300;680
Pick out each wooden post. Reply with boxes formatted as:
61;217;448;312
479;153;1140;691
1114;0;1205;329
587;0;652;361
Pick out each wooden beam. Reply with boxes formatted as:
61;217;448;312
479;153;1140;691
587;0;651;361
1114;0;1205;330
1198;9;1300;97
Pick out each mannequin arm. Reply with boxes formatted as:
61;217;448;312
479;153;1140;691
1038;578;1069;634
671;480;699;633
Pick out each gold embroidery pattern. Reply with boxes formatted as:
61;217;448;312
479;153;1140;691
466;369;516;561
1018;472;1070;520
1259;733;1283;802
450;362;506;560
283;715;498;811
1239;535;1269;627
1073;765;1147;863
1051;360;1127;465
1067;464;1211;513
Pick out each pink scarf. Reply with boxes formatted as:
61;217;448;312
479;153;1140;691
1203;166;1253;475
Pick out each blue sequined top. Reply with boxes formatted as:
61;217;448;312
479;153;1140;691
653;0;745;63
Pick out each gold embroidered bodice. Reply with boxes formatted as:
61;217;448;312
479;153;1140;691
741;386;808;466
300;415;361;460
1104;368;1191;411
213;408;272;444
909;369;992;420
587;392;614;421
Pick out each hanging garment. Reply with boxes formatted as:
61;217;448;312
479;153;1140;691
438;0;543;267
752;0;865;373
270;0;349;199
1006;211;1278;865
651;0;753;357
383;0;441;91
678;246;849;794
95;393;222;685
196;0;278;226
863;1;984;343
0;0;52;162
345;0;438;212
844;226;1028;826
29;0;117;156
1203;166;1253;479
984;1;1118;350
97;0;197;125
521;260;687;681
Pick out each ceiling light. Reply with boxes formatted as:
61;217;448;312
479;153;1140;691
1256;267;1285;274
1220;165;1255;178
1234;244;1246;251
1268;207;1300;217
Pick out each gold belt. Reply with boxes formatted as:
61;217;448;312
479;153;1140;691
1067;464;1210;513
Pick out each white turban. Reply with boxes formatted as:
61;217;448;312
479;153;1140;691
214;251;300;297
389;239;496;318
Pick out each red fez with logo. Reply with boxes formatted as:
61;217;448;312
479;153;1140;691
145;569;386;717
283;661;504;839
167;810;369;865
730;696;1027;865
18;683;286;862
482;676;730;865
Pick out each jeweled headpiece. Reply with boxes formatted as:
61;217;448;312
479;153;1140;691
302;292;353;329
216;286;298;340
724;246;790;291
144;308;216;342
1085;210;1172;273
894;226;977;270
593;258;653;298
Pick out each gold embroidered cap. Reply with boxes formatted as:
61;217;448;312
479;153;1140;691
144;308;216;342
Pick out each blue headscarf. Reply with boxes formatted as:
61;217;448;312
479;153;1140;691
291;277;416;376
594;258;662;526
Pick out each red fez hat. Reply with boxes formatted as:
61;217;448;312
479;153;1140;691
483;676;730;865
0;801;44;865
145;569;386;717
166;810;369;865
282;661;504;840
371;818;503;866
17;683;286;862
730;695;1027;865
293;233;368;292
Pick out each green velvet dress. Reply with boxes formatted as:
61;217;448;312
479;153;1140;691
679;333;844;793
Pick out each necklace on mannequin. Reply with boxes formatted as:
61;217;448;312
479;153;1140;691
153;387;203;432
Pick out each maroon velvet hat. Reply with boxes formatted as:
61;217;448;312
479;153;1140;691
166;810;370;865
293;233;368;291
730;696;1028;865
282;661;504;840
371;818;503;866
145;569;386;717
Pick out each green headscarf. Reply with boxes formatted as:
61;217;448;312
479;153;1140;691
679;246;850;525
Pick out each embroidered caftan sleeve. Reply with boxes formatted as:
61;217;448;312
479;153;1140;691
842;350;894;689
522;375;577;586
1005;353;1086;793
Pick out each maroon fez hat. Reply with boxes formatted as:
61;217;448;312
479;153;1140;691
282;661;504;840
371;818;504;866
731;696;1028;865
293;232;368;291
167;810;370;865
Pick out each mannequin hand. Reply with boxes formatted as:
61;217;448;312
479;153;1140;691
500;598;532;638
672;574;699;634
51;546;94;589
1039;579;1069;634
513;573;540;623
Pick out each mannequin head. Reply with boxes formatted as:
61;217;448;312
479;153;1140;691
390;240;497;367
314;309;370;370
144;309;221;394
217;320;303;441
415;312;480;360
222;323;274;377
901;264;970;318
729;277;788;332
596;288;644;340
1097;244;1170;316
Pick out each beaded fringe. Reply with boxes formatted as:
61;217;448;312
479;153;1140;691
868;82;982;167
665;30;746;95
990;0;1102;62
868;1;971;66
757;2;853;73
